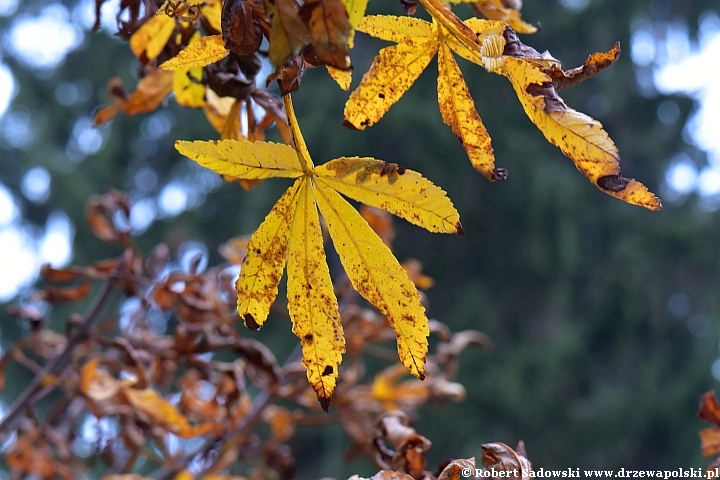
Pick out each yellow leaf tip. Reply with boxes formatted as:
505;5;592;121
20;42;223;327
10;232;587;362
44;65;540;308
596;174;663;211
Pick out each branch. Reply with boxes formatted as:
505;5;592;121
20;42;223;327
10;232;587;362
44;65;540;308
0;277;119;438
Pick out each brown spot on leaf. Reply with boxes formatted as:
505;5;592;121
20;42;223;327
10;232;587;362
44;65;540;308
244;313;261;331
322;365;333;376
525;82;564;113
597;174;630;192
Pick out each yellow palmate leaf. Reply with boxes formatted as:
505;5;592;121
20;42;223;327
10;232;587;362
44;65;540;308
315;157;462;234
344;40;438;130
122;70;174;116
356;15;433;43
327;65;351;90
202;0;223;32
313;182;428;379
342;0;369;47
130;14;175;60
237;179;303;329
175;139;305;179
436;43;496;180
122;387;216;438
160;34;229;70
496;53;661;210
287;180;344;411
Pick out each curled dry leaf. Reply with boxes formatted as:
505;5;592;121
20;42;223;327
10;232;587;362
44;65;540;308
546;42;621;91
401;259;434;290
222;0;265;56
219;234;251;264
438;458;477;480
36;277;92;304
263;405;296;442
701;428;720;457
123;386;219;438
481;442;532;480
6;427;74;479
305;0;352;70
267;0;311;67
361;205;395;248
699;391;720;457
86;190;132;244
94;71;174;126
699;391;720;427
40;264;82;283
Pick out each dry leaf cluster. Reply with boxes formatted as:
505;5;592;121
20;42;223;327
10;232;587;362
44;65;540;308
1;190;486;478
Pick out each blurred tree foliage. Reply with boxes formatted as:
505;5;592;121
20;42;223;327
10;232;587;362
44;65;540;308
1;0;720;477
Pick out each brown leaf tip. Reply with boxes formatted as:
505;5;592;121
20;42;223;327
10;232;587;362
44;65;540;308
456;222;465;235
319;396;331;412
343;119;360;131
244;313;261;331
491;168;508;182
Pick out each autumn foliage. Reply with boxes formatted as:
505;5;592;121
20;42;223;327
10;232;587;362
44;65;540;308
0;0;675;477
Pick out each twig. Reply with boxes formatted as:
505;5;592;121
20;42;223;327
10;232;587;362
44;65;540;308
0;277;119;438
